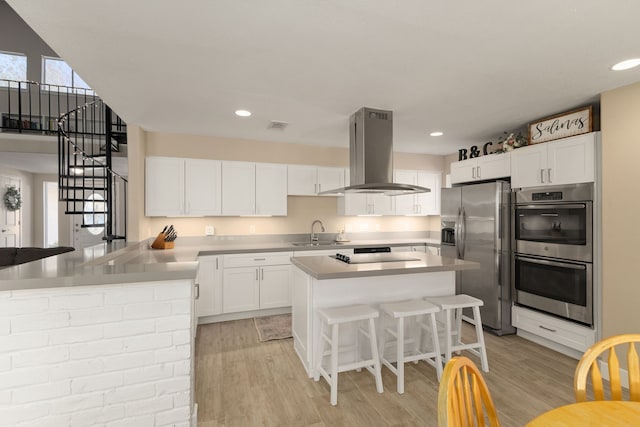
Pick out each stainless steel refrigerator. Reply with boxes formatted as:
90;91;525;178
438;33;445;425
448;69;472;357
441;181;515;335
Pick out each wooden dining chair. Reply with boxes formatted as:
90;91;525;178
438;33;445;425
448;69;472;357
574;333;640;402
437;356;500;427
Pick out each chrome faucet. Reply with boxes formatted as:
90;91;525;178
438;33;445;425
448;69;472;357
310;219;325;243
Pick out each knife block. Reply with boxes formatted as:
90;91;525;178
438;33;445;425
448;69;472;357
151;232;174;249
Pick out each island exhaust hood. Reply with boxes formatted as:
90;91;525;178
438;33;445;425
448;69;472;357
318;107;430;196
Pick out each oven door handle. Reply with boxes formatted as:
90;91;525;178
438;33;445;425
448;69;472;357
515;255;587;270
516;203;586;211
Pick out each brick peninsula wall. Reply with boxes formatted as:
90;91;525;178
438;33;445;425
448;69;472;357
0;279;194;426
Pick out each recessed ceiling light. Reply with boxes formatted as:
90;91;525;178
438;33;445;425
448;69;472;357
611;58;640;71
235;109;251;117
430;131;444;137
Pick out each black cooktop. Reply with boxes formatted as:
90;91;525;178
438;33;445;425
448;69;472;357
331;252;420;264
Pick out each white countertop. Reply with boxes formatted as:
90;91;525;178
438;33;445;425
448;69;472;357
0;236;442;292
291;252;479;280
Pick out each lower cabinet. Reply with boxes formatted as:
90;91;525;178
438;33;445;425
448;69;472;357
260;264;292;309
512;305;595;355
222;266;261;313
195;255;223;317
222;252;293;314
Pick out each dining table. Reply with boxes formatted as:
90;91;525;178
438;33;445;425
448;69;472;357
526;400;640;426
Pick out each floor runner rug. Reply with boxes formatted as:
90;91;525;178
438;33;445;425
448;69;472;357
254;313;292;342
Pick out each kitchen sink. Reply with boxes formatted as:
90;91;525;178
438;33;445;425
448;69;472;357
292;241;341;247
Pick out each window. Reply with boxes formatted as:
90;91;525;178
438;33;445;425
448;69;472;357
42;56;93;93
0;51;27;86
83;193;105;235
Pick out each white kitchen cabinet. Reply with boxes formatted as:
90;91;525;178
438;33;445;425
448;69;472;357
221;161;287;215
260;264;292;309
512;305;595;355
145;157;221;216
394;170;441;215
186;159;223;216
511;133;595;189
223;266;260;313
221;161;255;215
450;152;511;185
287;165;345;196
256;163;287;215
196;255;223;317
426;245;441;256
338;193;394;216
222;252;293;314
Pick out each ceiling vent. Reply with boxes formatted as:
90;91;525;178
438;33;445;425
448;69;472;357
268;120;289;130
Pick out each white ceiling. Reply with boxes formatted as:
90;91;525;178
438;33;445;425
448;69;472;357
7;0;640;155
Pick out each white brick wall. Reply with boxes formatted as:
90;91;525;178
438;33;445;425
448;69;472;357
0;279;194;427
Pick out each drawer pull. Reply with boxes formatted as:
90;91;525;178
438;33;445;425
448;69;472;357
539;325;557;333
253;258;266;261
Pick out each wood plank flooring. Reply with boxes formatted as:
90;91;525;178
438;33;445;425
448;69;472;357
195;319;578;426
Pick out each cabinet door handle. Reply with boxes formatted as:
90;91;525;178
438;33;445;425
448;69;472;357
540;169;545;183
195;284;200;300
216;258;218;270
548;168;552;183
254;258;266;261
476;166;481;179
472;167;476;179
538;325;557;333
261;268;264;280
255;269;259;280
318;183;321;193
314;183;318;193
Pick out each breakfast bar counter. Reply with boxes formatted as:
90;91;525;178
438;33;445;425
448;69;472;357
290;252;479;376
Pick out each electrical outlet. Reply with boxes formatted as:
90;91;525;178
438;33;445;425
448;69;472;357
205;226;215;236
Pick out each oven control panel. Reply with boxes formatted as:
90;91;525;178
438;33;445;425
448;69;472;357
532;191;563;201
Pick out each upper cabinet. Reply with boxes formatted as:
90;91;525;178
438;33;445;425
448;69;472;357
222;161;287;216
450;152;511;185
394;170;441;215
145;157;221;216
287;165;345;196
338;193;395;216
511;133;595;189
255;163;288;215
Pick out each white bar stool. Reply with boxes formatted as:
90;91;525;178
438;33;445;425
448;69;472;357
314;304;384;406
424;294;489;372
378;300;443;394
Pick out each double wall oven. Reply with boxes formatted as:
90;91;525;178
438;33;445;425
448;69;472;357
512;183;593;326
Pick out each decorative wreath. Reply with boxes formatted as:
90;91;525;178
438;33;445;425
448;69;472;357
3;186;22;211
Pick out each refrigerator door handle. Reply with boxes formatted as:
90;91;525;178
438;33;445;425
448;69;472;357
455;208;462;258
460;207;467;258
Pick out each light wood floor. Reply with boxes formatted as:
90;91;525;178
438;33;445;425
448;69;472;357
195;318;577;426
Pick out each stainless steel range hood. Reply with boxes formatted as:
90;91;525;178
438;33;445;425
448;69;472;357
318;107;430;196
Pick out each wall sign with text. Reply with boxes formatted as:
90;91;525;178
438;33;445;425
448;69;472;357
529;106;592;145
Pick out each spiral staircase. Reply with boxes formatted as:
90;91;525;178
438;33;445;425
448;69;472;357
0;79;127;242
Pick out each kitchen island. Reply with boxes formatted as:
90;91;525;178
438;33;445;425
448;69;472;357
290;252;479;377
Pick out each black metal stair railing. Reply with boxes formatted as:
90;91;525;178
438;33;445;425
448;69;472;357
57;99;128;241
0;79;98;135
